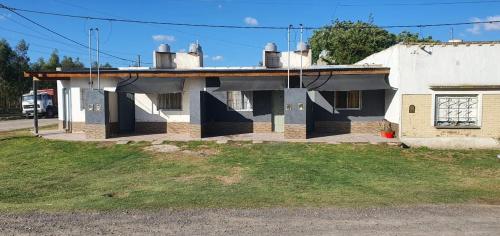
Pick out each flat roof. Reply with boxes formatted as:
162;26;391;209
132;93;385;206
25;65;390;81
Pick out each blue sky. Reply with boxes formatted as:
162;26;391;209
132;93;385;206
0;0;499;67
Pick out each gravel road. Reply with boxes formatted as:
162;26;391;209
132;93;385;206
1;205;499;235
0;118;58;132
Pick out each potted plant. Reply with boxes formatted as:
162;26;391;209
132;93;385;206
380;119;395;138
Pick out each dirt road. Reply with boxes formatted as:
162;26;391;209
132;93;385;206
1;205;499;235
0;118;58;132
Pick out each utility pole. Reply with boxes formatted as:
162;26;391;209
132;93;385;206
33;78;38;135
88;28;93;89
299;24;303;88
137;55;141;67
96;28;100;90
287;24;292;89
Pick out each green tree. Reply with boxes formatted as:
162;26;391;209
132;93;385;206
30;57;46;71
101;62;113;68
91;61;113;69
0;39;31;112
42;49;61;71
61;56;84;70
309;19;439;64
396;31;435;43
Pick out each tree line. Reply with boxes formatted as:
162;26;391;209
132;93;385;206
0;38;112;113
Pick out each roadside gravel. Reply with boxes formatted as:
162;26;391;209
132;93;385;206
1;204;499;235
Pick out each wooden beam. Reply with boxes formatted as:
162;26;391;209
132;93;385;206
24;68;390;81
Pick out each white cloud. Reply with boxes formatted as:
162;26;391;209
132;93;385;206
211;55;223;61
484;15;500;31
217;4;223;9
466;15;500;35
244;17;258;26
0;13;11;21
152;34;175;43
178;48;186;53
203;54;209;58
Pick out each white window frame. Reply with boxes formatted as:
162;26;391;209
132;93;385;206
333;90;362;110
431;93;482;128
157;93;183;111
227;91;253;111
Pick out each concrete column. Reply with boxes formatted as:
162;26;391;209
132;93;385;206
284;88;310;139
189;90;204;138
84;89;110;139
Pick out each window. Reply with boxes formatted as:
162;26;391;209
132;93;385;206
227;91;253;111
435;95;478;127
158;93;182;110
335;91;361;109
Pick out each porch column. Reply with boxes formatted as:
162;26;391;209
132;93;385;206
32;77;38;135
284;88;311;139
84;89;110;139
189;90;204;138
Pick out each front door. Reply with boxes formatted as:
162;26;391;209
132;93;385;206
272;90;285;132
118;92;135;133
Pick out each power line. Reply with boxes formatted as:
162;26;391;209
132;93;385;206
1;5;288;30
2;4;500;30
339;0;500;7
0;3;143;65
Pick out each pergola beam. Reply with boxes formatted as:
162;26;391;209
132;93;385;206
24;68;390;81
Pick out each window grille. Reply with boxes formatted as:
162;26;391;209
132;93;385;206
158;93;182;110
227;91;253;111
435;95;478;127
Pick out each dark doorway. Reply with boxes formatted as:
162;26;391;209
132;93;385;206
118;92;135;133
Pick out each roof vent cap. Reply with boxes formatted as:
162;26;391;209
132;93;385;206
188;42;202;54
157;44;170;53
296;42;309;52
264;42;278;52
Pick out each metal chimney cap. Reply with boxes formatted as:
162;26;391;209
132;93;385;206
296;42;309;52
189;43;202;54
264;42;278;52
158;44;170;53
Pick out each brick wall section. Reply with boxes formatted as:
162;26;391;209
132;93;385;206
314;120;383;135
71;122;86;132
402;94;500;138
84;124;109;139
135;122;190;134
189;124;202;138
204;122;253;136
253;122;272;133
284;124;307;139
167;122;190;134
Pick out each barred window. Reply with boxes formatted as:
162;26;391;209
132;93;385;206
158;93;182;110
435;95;478;127
227;91;253;111
335;91;361;109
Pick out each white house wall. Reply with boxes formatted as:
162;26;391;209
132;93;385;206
396;44;500;94
68;78;119;123
134;78;205;123
358;43;500;125
357;46;401;124
56;80;69;122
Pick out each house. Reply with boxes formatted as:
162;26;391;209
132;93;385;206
359;41;500;139
29;40;500;141
25;42;392;140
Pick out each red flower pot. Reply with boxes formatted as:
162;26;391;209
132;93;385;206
380;131;395;138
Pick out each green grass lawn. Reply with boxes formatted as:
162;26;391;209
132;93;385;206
0;131;499;212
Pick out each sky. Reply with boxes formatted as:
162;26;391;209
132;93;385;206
0;0;499;67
